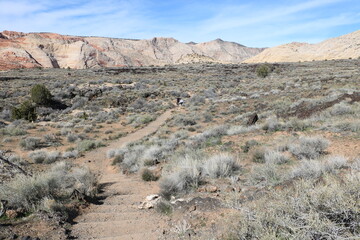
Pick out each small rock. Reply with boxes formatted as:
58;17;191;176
225;186;236;192
138;194;161;209
247;113;259;126
206;186;218;193
170;198;185;204
189;205;196;212
197;186;206;192
5;209;18;219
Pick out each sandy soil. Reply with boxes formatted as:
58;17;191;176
71;109;173;240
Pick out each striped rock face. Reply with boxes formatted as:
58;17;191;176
0;31;264;70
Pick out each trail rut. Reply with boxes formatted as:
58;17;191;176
71;110;173;240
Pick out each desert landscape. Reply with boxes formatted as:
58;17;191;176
0;28;360;240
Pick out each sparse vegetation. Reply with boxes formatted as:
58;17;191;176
0;161;97;212
1;60;360;239
289;136;329;159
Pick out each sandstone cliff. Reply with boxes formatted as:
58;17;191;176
0;31;264;70
245;30;360;63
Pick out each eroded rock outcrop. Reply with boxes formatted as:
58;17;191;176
245;30;360;63
0;31;265;70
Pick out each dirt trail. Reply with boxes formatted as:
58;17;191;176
71;110;173;240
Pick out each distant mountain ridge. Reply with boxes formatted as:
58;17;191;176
0;31;265;70
245;30;360;63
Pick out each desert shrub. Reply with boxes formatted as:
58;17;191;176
141;145;166;165
351;158;360;170
189;95;206;106
252;148;266;163
28;150;48;163
330;102;353;116
160;154;202;199
28;150;61;164
20;137;42;150
249;161;284;186
189;125;229;148
228;173;360;239
121;145;146;173
289;136;329;159
264;150;290;165
1;126;27;136
284;117;312;131
0;162;97;212
76;140;104;152
0;109;11;120
156;200;173;215
256;64;270;78
290;156;347;180
127;114;156;127
30;84;52;105
333;121;360;132
44;151;61;164
262;116;283;132
241;140;259;153
141;168;159;181
43;134;61;147
160;169;201;200
171;114;197;126
67;133;79;142
202;154;239;178
62;150;79;159
226;125;260;135
11;101;37;121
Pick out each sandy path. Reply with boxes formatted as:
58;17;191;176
71;110;173;240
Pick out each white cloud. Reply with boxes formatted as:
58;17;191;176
0;0;359;47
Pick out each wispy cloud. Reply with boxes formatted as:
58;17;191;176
1;0;359;47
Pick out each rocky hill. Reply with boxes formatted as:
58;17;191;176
245;30;360;63
0;31;264;70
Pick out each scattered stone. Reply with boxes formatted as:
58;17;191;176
247;113;259;125
138;194;161;209
170;197;185;204
189;205;196;212
225;186;242;193
206;186;218;193
6;209;18;219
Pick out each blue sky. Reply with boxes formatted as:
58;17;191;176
1;0;360;47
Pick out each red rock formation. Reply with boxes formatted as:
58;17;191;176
0;30;265;70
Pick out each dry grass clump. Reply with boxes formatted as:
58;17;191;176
0;126;27;136
0;162;98;213
264;150;290;165
28;150;61;164
227;172;360;239
19;137;42;150
160;151;239;199
76;139;104;152
249;161;284;186
290;155;348;180
127;114;156;127
202;153;240;178
289;136;329;159
188;124;229;148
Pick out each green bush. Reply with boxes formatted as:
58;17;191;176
141;168;159;181
256;64;270;78
30;84;52;105
11;101;37;121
